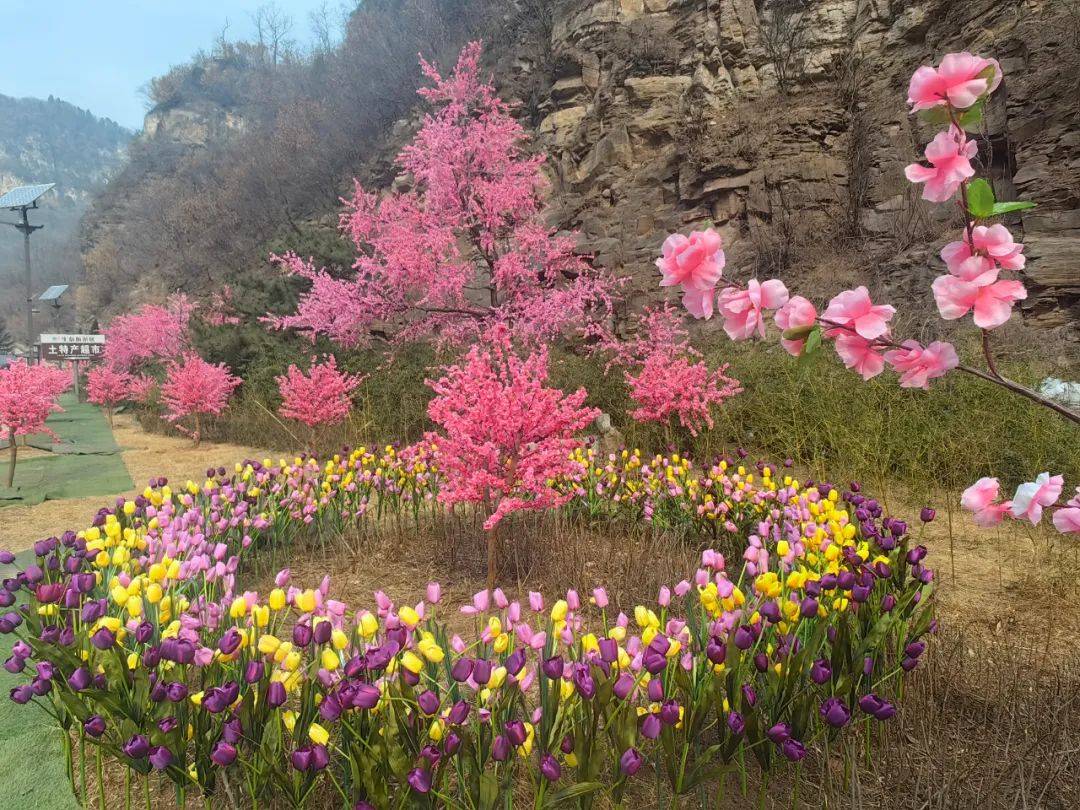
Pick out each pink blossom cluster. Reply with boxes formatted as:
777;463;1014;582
270;42;613;350
160;353;241;445
426;328;599;530
85;364;134;410
603;307;742;435
276;355;364;428
102;293;193;373
0;360;69;441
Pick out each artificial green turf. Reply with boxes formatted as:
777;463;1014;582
0;550;77;809
0;394;132;508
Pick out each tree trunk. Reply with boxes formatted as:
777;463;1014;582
486;523;498;597
105;407;114;429
193;413;202;448
6;439;15;488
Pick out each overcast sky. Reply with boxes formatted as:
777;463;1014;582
0;0;346;130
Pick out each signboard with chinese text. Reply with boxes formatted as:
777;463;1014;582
38;334;106;362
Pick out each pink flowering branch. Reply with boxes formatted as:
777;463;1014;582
102;293;193;373
276;355;365;448
86;364;134;427
659;51;1078;532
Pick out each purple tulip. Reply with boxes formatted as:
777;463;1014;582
505;649;526;676
9;685;32;704
920;507;936;523
647;679;664;702
292;623;313;647
819;697;850;728
158;716;178;734
407;767;431;793
472;659;491;686
540;656;562;680
733;626;754;650
598;638;618;663
444;730;462;755
149;746;173;770
267;681;287;708
782;738;808;761
217;627;242;655
223;717;243;744
620;747;644;776
560;735;574;754
166;682;189;703
766;722;791;744
492;735;510;761
809;658;832;685
351;683;380;710
505;720;527;746
727;711;745;736
3;656;24;674
446;700;469;725
123;735;151;759
68;667;92;691
613;672;635;700
90;628;115;650
84;715;106;737
540;753;561;782
313;620;332;645
244;660;265;684
211;741;237;767
642;650;667;674
417;690;440;715
450;657;474;682
641;713;661;739
572;664;595;699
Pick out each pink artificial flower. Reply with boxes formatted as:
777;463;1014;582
960;477;1012;527
1052;488;1080;534
822;286;895;341
657;229;725;295
682;286;716;320
941;224;1025;278
716;279;789;341
931;275;1027;329
883;340;960;389
773;295;818;356
1010;472;1064;525
904;126;977;203
833;333;885;380
907;52;1002;111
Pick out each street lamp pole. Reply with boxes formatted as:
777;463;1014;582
15;205;43;355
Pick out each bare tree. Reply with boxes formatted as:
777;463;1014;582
251;4;295;67
758;0;809;96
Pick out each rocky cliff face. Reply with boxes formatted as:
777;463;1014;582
530;0;1079;331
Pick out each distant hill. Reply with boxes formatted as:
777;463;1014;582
0;94;133;340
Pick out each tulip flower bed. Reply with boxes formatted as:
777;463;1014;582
0;440;935;809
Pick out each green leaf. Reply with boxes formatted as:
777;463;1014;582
966;178;995;219
957;98;985;128
991;200;1036;215
803;326;822;356
543;782;603;807
917;107;952;126
782;323;816;342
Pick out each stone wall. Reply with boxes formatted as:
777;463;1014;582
527;0;1079;332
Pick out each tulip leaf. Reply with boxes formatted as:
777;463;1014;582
966;179;995;219
544;782;603;806
991;200;1036;215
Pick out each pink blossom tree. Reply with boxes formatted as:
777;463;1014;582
268;42;615;350
426;328;599;591
86;364;133;427
659;51;1080;534
103;293;193;373
598;306;742;436
0;361;70;486
160;353;241;447
276;355;365;448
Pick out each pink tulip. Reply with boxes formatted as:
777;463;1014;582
1010;473;1064;525
822;287;895;341
674;580;691;597
528;591;544;612
657;586;671;607
717;279;789;341
904;127;977;202
274;569;291;587
960;477;1012;527
773;296;818;356
941;224;1025;277
931;275;1027;330
591;587;609;609
907;52;1001;111
426;582;441;604
833;334;885;380
883;340;959;389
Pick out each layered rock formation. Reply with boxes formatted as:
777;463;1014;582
530;0;1079;331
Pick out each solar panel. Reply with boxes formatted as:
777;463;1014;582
39;284;69;301
0;183;55;208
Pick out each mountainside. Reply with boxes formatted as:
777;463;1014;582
76;0;1080;339
0;94;131;341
